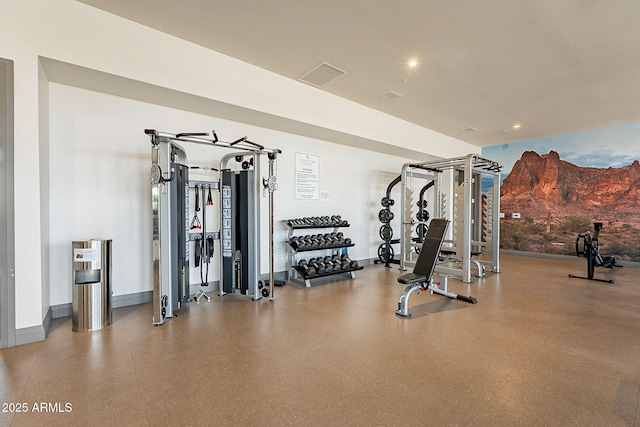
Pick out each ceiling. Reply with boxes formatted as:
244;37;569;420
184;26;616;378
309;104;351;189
78;0;640;147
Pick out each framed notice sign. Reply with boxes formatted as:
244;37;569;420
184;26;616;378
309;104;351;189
295;152;319;200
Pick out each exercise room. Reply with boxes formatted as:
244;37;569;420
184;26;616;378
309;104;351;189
1;1;639;426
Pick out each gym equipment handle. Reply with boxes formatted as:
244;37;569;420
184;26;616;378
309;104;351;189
230;136;265;150
176;132;209;138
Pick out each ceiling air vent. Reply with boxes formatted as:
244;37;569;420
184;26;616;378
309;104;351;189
380;91;402;101
298;62;347;87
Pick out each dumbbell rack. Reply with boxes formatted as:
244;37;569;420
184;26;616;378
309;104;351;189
285;217;362;288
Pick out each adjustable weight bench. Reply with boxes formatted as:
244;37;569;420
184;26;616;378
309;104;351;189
396;219;477;317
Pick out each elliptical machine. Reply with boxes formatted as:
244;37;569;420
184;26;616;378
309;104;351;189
568;222;620;284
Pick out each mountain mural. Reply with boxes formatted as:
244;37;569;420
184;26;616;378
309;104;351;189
501;150;640;216
499;150;640;261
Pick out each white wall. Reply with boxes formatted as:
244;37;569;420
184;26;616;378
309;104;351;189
0;0;480;332
48;84;417;305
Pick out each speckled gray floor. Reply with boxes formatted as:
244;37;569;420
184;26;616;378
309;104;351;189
1;254;639;426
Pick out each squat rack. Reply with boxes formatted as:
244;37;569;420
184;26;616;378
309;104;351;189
146;129;281;325
399;153;501;283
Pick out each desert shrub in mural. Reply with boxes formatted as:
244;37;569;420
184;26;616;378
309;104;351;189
498;150;640;261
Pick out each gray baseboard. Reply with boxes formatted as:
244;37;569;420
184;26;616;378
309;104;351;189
114;290;153;307
43;307;52;338
259;270;289;283
51;303;71;319
16;324;46;346
50;290;154;319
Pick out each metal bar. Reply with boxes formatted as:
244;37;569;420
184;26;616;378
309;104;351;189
399;163;409;271
461;154;473;283
268;154;276;300
147;129;280;154
492;170;501;272
151;142;173;324
405;164;445;174
434;265;464;278
151;183;162;325
251;153;260;299
404;154;500;173
188;180;219;189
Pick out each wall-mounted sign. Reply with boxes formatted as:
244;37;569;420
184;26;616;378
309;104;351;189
295;152;319;200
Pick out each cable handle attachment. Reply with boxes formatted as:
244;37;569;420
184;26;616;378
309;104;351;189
190;215;201;230
194;184;201;212
206;186;214;206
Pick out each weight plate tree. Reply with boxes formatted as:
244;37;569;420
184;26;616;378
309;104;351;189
376;175;401;267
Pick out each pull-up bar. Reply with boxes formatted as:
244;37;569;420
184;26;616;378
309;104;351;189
145;129;280;154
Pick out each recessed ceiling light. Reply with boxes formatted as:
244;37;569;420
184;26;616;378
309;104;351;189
408;60;417;67
513;123;521;129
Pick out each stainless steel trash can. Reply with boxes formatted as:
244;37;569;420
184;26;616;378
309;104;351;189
72;239;112;332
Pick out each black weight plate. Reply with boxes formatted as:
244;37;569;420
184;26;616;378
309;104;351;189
379;224;393;241
381;197;395;208
416;210;430;222
378;209;394;224
377;243;395;263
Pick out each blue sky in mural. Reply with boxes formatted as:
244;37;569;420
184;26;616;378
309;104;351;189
482;122;640;177
480;122;640;192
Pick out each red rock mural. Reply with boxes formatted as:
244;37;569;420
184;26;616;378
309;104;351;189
499;150;640;261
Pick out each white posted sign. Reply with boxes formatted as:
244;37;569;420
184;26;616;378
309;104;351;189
295;152;319;200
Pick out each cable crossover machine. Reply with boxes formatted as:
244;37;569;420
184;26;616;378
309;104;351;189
146;129;281;326
396;154;502;283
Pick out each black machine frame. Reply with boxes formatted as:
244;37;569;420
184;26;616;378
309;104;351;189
568;222;621;284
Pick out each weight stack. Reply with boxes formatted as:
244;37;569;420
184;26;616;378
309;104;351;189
221;169;256;296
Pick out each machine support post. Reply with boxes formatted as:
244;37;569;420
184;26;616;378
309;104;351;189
399;163;409;271
267;153;277;300
461;154;474;283
251;153;260;299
